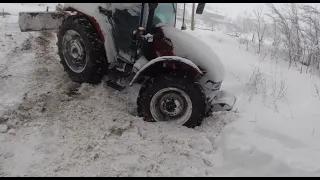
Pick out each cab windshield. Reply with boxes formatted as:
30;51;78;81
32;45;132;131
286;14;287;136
153;3;176;27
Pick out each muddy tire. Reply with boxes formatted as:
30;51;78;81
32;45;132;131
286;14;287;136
137;74;207;128
57;15;107;84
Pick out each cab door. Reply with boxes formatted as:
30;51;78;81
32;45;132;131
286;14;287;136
110;3;142;62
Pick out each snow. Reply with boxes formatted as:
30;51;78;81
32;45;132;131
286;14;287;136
1;3;320;177
0;125;8;133
133;56;148;72
190;29;320;176
18;11;66;32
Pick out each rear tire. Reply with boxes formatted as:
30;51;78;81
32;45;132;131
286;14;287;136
137;74;207;128
57;15;108;84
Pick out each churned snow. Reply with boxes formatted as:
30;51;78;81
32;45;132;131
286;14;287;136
18;11;67;32
1;3;320;177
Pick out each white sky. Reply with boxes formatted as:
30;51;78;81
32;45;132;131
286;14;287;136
183;3;264;19
204;3;317;19
206;3;258;18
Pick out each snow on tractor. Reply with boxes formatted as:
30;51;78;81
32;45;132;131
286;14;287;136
18;3;236;128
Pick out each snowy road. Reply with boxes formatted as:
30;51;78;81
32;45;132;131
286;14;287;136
1;3;320;177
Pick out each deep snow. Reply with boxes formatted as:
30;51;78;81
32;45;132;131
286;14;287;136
1;3;320;177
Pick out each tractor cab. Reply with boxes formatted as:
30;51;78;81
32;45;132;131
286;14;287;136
104;3;205;65
103;3;178;65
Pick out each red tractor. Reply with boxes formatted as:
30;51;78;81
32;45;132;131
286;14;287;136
18;3;236;128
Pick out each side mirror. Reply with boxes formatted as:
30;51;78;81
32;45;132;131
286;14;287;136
196;3;205;14
181;24;187;30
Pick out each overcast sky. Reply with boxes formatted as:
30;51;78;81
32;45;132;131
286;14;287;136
205;3;258;18
204;3;318;19
182;3;264;19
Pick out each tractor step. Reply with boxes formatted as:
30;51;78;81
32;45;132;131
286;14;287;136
106;79;126;91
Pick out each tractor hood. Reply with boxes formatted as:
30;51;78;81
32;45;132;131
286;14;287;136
161;25;225;83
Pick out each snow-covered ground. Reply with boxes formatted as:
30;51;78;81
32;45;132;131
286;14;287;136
1;3;320;177
192;29;320;176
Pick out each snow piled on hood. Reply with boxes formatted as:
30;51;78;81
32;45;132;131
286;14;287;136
161;25;225;83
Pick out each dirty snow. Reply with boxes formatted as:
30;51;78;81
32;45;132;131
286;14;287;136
18;11;66;32
1;3;320;177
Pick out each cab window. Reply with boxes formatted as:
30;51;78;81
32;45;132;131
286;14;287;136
153;3;176;26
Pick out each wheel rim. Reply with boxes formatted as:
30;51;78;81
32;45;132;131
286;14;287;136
150;87;192;125
62;30;87;73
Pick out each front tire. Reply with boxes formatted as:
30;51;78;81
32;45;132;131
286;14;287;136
57;15;107;84
137;74;207;128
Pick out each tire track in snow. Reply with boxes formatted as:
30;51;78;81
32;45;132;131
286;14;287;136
0;32;36;119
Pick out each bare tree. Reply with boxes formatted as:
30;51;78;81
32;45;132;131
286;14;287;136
287;3;304;66
267;3;299;67
253;4;267;53
232;3;320;74
234;15;255;51
269;21;281;60
299;4;320;71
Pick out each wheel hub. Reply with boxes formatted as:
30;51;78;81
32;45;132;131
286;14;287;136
150;87;193;125
69;40;83;59
159;93;184;117
62;30;87;73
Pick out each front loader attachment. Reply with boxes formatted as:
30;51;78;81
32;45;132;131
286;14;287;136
18;11;68;32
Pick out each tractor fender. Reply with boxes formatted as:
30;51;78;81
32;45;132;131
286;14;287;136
129;56;203;86
63;7;105;42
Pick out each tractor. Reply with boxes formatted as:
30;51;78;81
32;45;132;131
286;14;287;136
18;3;236;128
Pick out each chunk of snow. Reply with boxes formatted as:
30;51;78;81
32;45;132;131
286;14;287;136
0;124;8;133
7;128;15;135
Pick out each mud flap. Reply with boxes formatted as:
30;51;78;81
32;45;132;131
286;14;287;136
18;11;69;32
208;90;236;112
